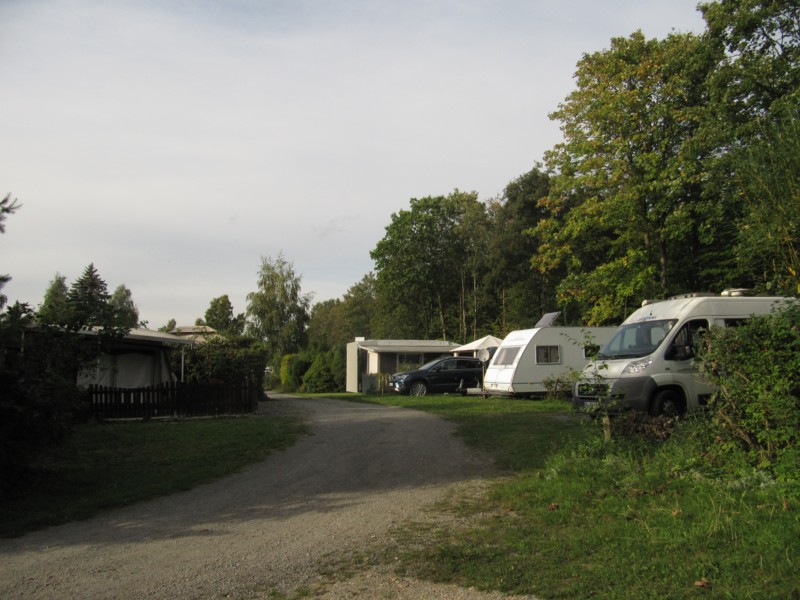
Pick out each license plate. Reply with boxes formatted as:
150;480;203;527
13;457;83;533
583;401;598;409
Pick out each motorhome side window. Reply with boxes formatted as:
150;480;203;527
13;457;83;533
666;319;709;360
723;318;748;327
535;345;561;364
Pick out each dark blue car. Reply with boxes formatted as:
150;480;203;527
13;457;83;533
389;356;483;397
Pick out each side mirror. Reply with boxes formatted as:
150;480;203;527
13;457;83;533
667;344;694;361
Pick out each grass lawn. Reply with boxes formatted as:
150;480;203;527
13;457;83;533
0;410;307;538
322;392;800;600
3;391;798;598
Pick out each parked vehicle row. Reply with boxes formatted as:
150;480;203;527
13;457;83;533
388;292;796;412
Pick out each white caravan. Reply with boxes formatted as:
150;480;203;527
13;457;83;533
572;292;795;416
483;326;616;397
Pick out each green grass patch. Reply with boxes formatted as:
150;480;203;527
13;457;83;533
0;412;307;537
308;393;800;599
307;392;589;472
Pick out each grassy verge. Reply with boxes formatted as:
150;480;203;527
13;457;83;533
319;393;800;599
321;392;588;471
0;411;307;538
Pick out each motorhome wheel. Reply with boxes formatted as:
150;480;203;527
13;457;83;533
650;389;681;417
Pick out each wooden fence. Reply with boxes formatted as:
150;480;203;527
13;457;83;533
89;381;262;420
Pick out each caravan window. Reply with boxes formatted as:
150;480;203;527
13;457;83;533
493;347;520;366
535;345;561;364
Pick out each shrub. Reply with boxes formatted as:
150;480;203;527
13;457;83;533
609;411;677;443
300;348;346;393
701;303;800;481
0;304;96;494
301;353;336;393
303;348;346;393
280;353;311;391
182;337;269;388
543;367;580;400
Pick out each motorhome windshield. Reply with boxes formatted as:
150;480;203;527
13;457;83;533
598;319;677;359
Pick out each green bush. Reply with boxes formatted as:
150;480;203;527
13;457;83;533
301;353;336;393
0;304;97;494
280;353;311;391
301;348;345;393
702;303;800;480
182;337;269;388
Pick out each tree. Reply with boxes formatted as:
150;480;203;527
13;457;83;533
37;273;70;325
109;285;139;329
204;294;245;337
732;99;800;295
702;0;800;125
65;264;116;331
0;194;20;309
246;253;312;369
158;318;177;333
341;273;378;340
370;190;488;341
537;31;724;324
306;298;347;351
485;165;555;332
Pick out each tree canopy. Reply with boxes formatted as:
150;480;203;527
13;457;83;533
246;254;312;368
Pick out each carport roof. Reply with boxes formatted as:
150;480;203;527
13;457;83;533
355;339;460;354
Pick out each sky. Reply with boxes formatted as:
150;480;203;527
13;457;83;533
1;0;707;329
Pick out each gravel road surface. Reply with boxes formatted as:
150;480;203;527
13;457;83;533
0;396;537;599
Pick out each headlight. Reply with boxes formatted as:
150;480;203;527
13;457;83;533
622;356;653;375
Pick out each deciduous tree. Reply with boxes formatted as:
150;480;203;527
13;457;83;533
485;165;555;332
37;273;70;325
371;190;487;341
110;284;139;329
0;194;20;309
246;254;312;368
538;31;723;323
204;294;245;337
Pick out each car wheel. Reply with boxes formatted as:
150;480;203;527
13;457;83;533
649;389;681;417
409;381;428;397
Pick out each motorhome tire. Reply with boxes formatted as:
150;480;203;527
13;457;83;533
650;389;681;417
409;381;428;397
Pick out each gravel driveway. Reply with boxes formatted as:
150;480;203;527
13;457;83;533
0;396;537;599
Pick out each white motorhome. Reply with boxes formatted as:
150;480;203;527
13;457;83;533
483;326;616;397
572;292;795;416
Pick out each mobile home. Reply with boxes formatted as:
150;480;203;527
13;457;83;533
483;326;616;397
572;292;795;416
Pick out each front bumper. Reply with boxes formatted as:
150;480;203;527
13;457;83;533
572;376;655;413
389;380;409;394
